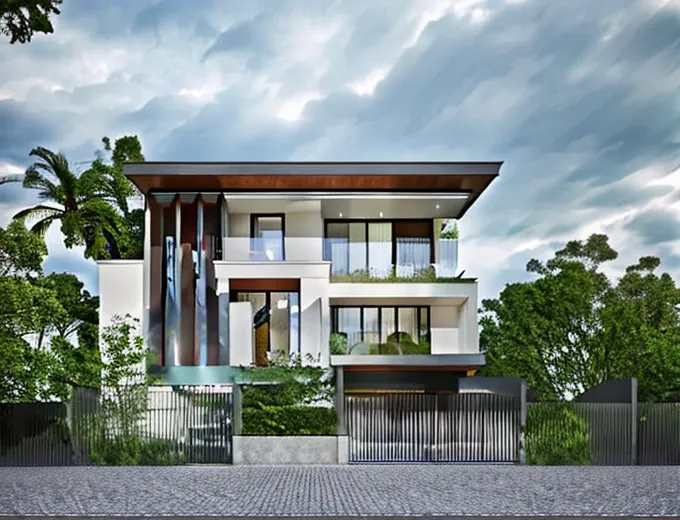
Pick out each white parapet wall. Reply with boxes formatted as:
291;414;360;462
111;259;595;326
233;436;349;465
97;260;145;378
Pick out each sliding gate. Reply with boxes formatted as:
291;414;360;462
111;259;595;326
346;392;521;463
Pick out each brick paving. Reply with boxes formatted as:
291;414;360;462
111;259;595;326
0;465;679;517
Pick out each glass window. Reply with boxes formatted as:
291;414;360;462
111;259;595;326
419;307;429;345
251;215;284;261
368;223;392;278
364;308;379;346
380;307;396;343
326;222;348;274
270;292;290;357
336;307;362;353
289;292;300;355
398;307;418;344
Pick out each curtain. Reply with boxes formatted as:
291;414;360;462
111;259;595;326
368;223;392;278
396;237;431;276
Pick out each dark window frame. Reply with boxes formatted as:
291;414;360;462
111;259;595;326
230;289;300;355
330;305;431;346
324;219;435;269
250;213;286;261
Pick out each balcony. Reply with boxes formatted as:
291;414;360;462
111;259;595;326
218;236;471;283
325;237;470;283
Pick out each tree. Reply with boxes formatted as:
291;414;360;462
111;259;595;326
12;146;123;260
86;136;146;259
479;234;680;402
1;0;62;44
0;221;64;402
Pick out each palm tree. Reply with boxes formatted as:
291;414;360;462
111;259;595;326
12;147;123;259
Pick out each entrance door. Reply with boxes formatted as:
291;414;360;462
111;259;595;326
233;290;300;366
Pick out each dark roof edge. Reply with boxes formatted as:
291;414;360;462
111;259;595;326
124;161;503;177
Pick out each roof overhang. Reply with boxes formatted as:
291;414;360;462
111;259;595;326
126;162;502;218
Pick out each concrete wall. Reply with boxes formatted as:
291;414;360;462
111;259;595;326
229;301;253;366
97;261;144;379
430;305;461;354
233;436;349;465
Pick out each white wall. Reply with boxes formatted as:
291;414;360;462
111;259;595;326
229;301;254;366
430;305;461;354
97;260;144;381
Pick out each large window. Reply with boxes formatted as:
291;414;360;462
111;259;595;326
331;306;430;355
232;290;300;366
251;214;285;261
324;220;432;276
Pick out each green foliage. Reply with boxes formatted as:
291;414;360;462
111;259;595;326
330;266;475;284
0;220;47;276
367;332;430;355
480;233;680;402
90;435;184;466
0;0;62;43
329;332;348;355
12;146;122;260
239;352;334;406
525;403;591;465
239;353;336;436
440;220;459;240
242;405;337;436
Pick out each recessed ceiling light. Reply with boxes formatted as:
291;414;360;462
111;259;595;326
339;212;343;217
379;212;384;217
436;204;440;209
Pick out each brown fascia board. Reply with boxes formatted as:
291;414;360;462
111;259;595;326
125;162;502;216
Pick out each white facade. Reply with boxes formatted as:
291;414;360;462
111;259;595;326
98;193;482;376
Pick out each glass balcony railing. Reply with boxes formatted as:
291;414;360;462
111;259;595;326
217;236;470;282
330;331;431;356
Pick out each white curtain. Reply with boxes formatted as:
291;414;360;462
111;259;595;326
368;223;392;278
396;238;431;276
348;223;367;273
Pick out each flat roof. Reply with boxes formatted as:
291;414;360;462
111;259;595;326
125;161;502;217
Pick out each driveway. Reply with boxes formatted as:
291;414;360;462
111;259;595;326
0;465;678;517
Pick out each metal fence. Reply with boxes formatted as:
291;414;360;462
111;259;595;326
1;385;234;466
346;392;521;463
525;402;680;466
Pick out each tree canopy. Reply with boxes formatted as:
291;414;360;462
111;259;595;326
479;234;680;402
1;0;62;44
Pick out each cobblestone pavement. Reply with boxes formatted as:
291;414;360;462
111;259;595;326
0;465;679;517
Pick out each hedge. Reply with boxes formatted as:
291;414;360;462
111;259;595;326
242;405;337;436
525;403;591;465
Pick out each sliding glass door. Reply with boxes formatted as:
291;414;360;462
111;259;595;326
234;291;300;365
325;220;432;277
331;306;430;355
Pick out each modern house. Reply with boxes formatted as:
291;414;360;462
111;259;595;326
98;162;501;394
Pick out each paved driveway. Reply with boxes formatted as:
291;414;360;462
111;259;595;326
0;465;679;517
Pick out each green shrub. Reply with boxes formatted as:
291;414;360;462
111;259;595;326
329;332;348;355
90;436;184;465
525;403;590;465
367;332;430;355
242;405;337;436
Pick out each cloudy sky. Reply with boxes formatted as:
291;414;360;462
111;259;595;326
1;0;680;301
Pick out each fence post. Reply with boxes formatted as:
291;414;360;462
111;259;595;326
233;384;242;436
335;367;347;435
631;377;638;466
519;379;527;464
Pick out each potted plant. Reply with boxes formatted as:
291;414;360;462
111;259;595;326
437;220;459;277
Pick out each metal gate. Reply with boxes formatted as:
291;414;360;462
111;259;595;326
346;392;521;463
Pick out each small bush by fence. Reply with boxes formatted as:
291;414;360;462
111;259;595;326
525;401;680;465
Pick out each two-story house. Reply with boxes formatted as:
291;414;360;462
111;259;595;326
98;162;501;394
